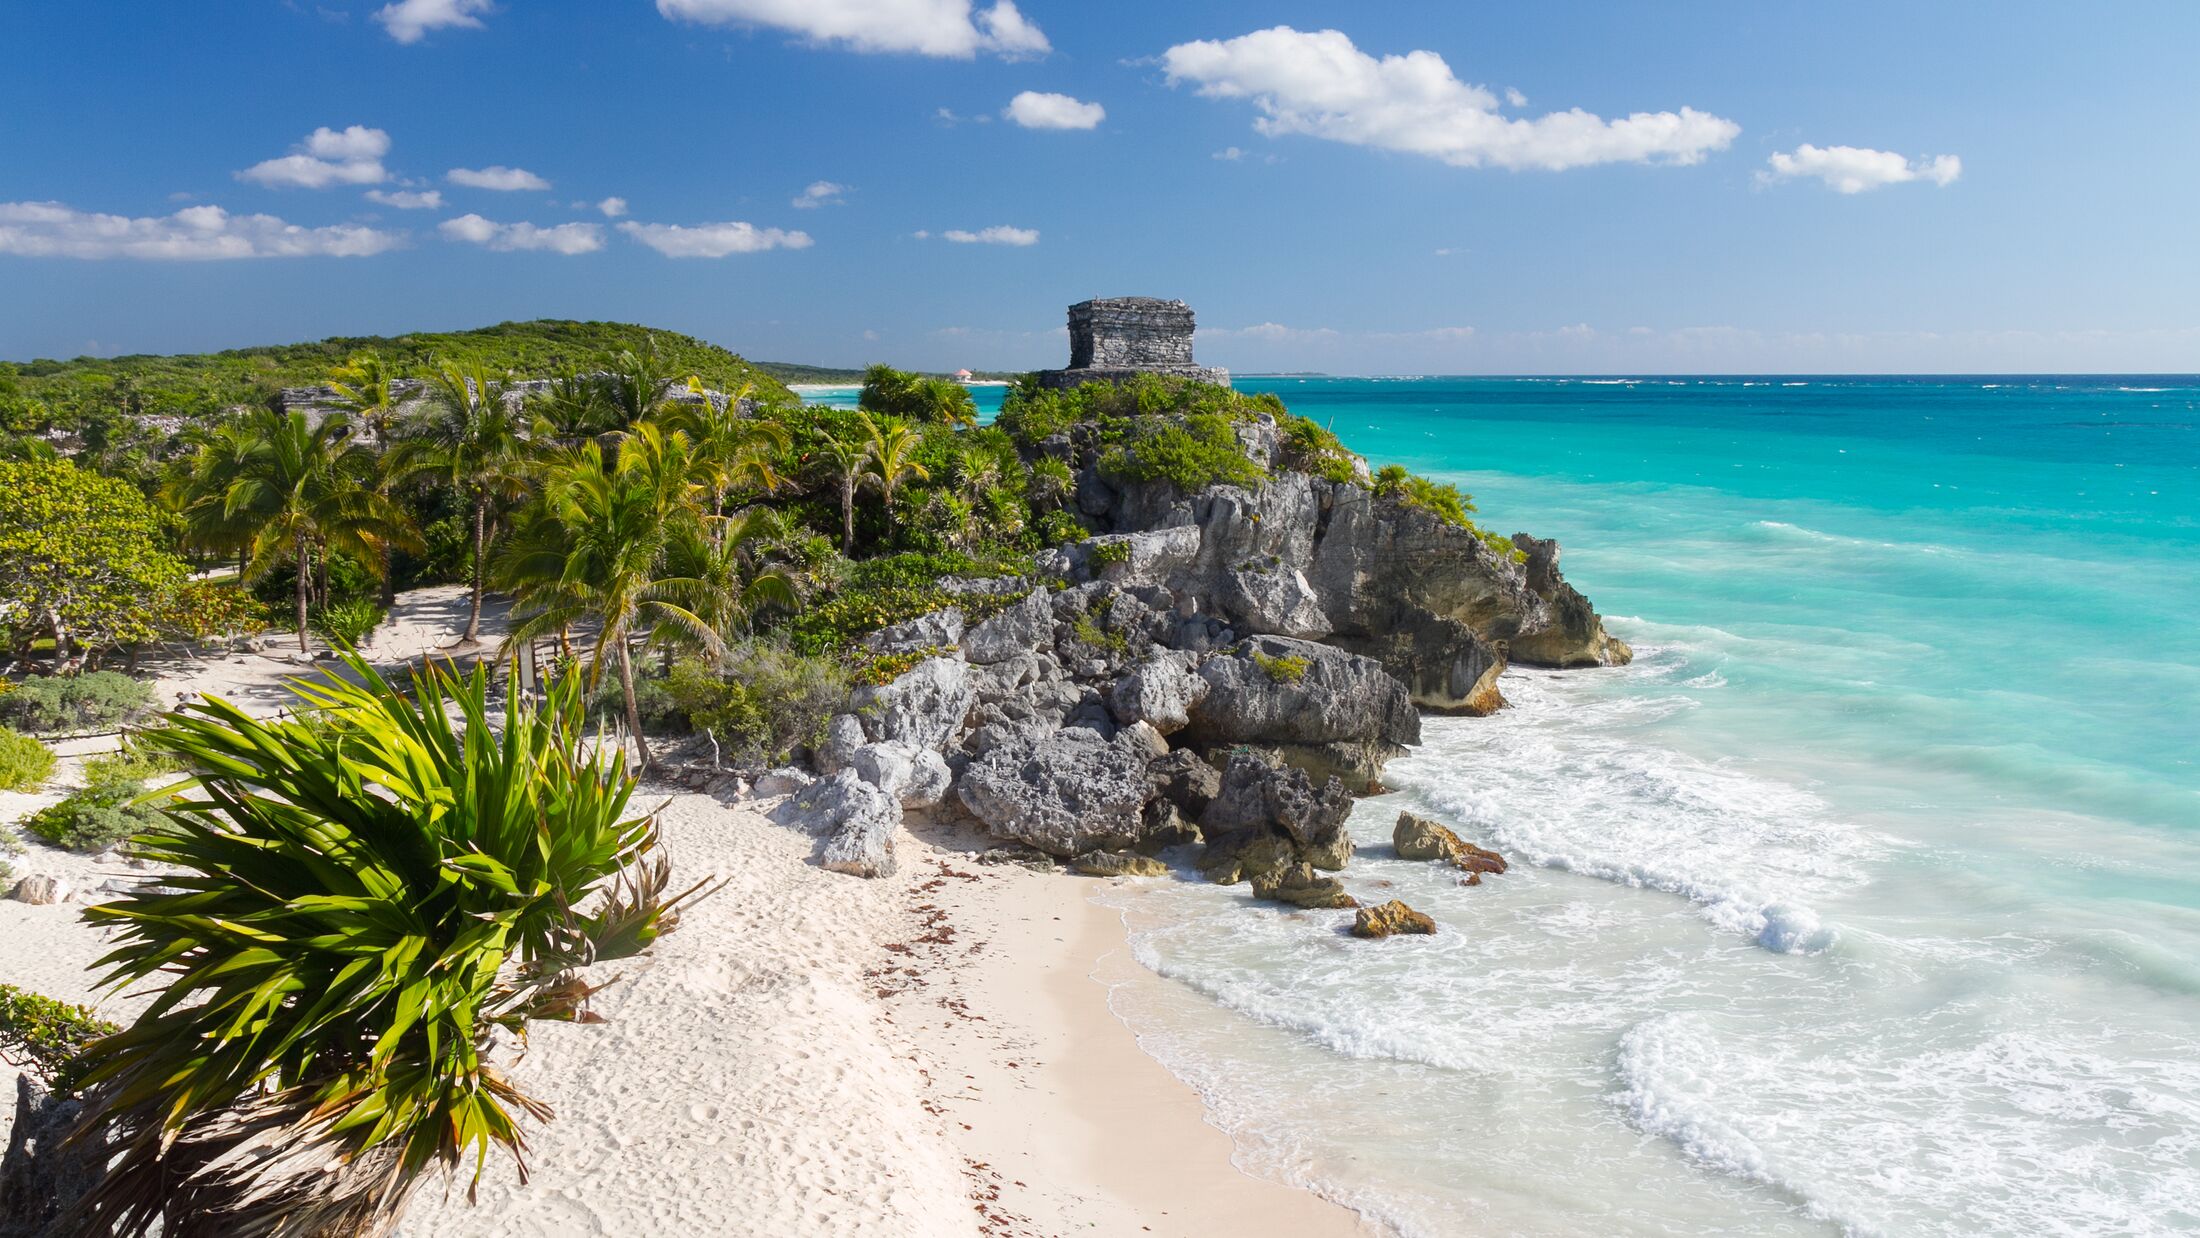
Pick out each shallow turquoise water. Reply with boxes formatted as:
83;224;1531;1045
1097;376;2200;1236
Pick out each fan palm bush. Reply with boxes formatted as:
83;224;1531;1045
60;654;703;1237
393;364;532;643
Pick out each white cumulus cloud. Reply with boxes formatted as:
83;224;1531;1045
438;213;602;254
655;0;1047;59
618;219;814;257
1161;26;1739;171
0;201;401;260
448;165;551;191
792;180;849;209
238;125;392;189
1760;144;1962;194
940;225;1038;246
1004;90;1104;130
375;0;494;44
597;196;630;217
365;188;443;209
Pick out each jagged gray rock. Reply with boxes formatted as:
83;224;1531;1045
754;766;815;797
851;656;973;752
816;713;867;775
781;769;902;878
0;1076;102;1238
962;589;1053;665
861;607;964;655
1507;533;1634;667
1200;753;1354;850
1106;651;1208;735
955;725;1155;857
849;741;952;811
1184;635;1419;788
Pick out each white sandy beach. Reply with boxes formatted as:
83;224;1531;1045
1;587;1371;1237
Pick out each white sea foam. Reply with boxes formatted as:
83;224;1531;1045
1616;1010;2200;1237
1391;666;1872;954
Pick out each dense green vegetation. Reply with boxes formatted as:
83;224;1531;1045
2;319;793;431
63;657;698;1234
0;670;159;734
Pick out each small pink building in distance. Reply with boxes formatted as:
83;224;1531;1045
954;368;974;383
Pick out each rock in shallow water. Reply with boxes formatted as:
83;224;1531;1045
1249;862;1357;910
1394;811;1507;874
1353;899;1437;938
1070;850;1169;878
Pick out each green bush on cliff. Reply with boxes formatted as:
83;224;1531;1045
1100;412;1267;493
1252;650;1311;684
1279;416;1360;484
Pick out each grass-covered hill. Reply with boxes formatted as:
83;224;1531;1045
0;319;796;429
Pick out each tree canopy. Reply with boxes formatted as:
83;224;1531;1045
0;457;187;663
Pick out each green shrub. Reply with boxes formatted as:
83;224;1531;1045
1033;508;1086;547
1088;539;1131;567
1099;412;1267;493
1279;415;1360;484
81;741;184;790
1252;650;1311;684
312;598;386;647
665;646;850;765
0;726;55;790
585;674;680;730
1069;611;1128;654
0;982;121;1093
21;779;172;853
0;671;158;735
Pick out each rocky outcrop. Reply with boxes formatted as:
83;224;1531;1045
1353;900;1436;938
1394;811;1508;875
1183;636;1418;789
851;656;972;752
848;741;952;810
955;726;1154;856
780;769;902;879
0;1077;104;1238
1505;534;1633;668
1106;651;1208;735
962;589;1053;664
1196;754;1355;881
862;607;963;655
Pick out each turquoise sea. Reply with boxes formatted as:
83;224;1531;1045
815;376;2200;1235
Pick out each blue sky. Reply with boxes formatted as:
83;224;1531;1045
3;1;2197;374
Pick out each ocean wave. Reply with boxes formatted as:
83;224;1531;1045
1391;673;1872;954
1616;1010;2200;1237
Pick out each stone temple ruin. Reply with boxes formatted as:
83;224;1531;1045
1036;297;1230;389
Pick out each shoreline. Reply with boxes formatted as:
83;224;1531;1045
902;832;1376;1236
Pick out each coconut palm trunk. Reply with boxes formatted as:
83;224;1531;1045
294;534;311;653
466;491;489;643
612;627;649;770
839;475;856;555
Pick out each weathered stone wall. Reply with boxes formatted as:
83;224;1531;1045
1039;296;1229;389
1069;297;1198;369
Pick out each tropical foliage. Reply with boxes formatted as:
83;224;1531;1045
0;458;188;665
63;655;704;1236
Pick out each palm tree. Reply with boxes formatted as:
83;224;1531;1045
600;338;683;431
64;655;698;1237
161;418;263;575
393;362;532;643
499;439;713;771
815;434;866;556
529;364;621;444
660;379;790;518
326;353;408;605
222;408;414;652
859;412;929;543
657;507;802;651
